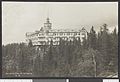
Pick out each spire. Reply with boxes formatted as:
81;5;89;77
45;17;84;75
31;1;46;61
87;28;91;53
43;8;52;31
46;17;50;23
44;16;52;31
47;8;49;19
46;8;50;23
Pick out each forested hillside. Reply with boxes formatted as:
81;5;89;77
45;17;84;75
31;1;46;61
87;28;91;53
2;24;118;77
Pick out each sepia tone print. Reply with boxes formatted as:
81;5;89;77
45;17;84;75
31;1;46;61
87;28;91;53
2;2;118;77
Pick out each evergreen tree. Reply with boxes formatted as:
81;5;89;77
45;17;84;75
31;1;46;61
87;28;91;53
82;37;88;50
89;26;97;49
28;39;33;47
109;27;118;72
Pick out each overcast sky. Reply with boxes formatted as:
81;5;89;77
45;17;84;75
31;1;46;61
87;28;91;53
2;2;118;45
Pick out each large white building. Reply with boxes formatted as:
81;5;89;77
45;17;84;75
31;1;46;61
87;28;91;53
26;17;88;46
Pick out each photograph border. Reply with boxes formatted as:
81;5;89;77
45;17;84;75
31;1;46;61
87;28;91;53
1;0;119;79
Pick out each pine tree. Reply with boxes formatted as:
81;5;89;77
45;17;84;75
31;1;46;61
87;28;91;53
82;37;88;50
109;27;118;72
89;26;97;49
28;39;33;47
98;24;112;72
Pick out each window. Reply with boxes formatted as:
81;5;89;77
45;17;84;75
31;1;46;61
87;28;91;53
54;33;56;35
60;33;63;35
65;37;67;40
74;33;77;35
82;32;85;35
67;33;70;35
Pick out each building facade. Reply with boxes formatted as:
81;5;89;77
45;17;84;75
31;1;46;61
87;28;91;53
26;18;88;46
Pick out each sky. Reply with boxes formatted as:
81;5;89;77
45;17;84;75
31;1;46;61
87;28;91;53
2;2;118;45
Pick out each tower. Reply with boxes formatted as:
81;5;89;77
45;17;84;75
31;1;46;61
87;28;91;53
44;17;52;32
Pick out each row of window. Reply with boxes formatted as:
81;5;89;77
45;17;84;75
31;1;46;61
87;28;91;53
27;33;44;37
27;32;86;37
33;41;60;45
27;36;83;42
50;32;80;36
50;32;86;36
